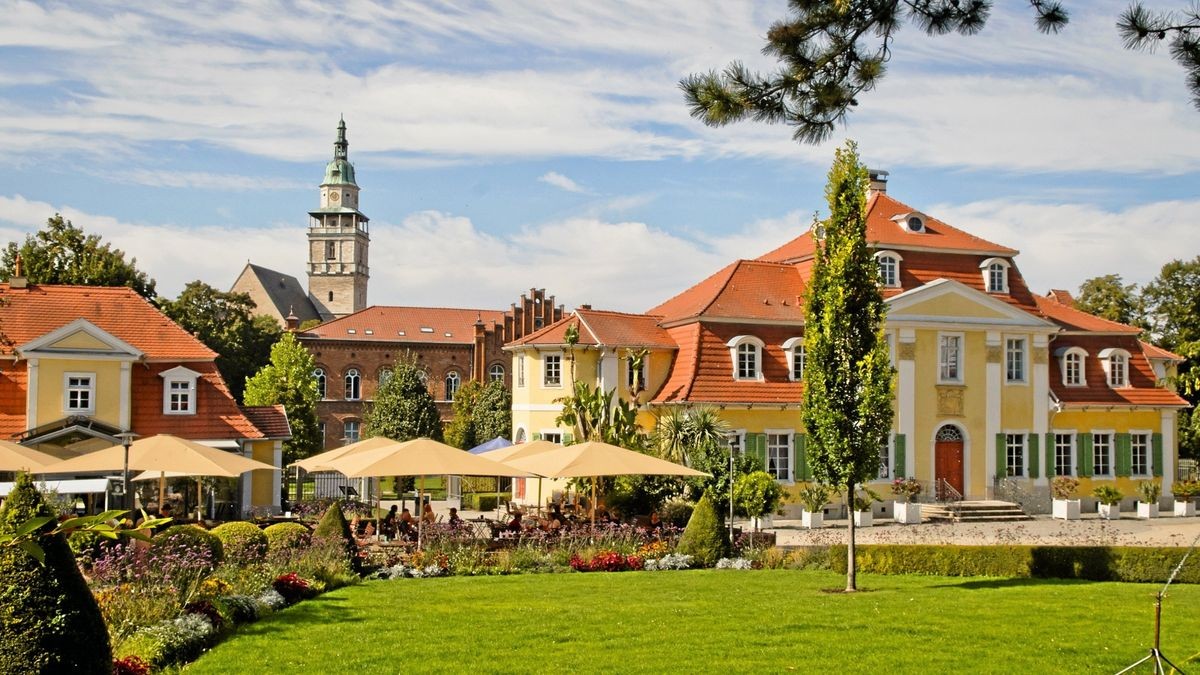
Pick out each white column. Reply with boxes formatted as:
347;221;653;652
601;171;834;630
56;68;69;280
25;358;39;426
1162;410;1176;494
240;443;253;518
273;441;283;513
984;331;1002;498
598;351;618;392
119;361;132;429
1032;334;1050;486
898;329;917;477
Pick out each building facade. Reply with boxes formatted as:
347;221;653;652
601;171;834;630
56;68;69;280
507;174;1188;513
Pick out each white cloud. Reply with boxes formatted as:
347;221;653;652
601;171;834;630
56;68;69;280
538;171;588;194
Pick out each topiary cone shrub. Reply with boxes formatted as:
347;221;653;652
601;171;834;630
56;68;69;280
0;472;112;673
676;493;728;567
211;521;268;563
313;502;359;572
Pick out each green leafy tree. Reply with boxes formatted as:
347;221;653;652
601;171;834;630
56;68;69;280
473;380;513;443
243;332;321;465
158;281;282;402
801;142;896;592
362;356;443;442
681;2;1200;145
1075;274;1143;327
445;380;484;449
2;214;156;298
733;470;785;531
0;473;111;673
1142;256;1200;459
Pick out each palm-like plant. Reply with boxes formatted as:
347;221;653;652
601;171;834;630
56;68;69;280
555;381;645;450
652;406;730;466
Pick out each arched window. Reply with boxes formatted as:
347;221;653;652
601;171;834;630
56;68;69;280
445;371;461;401
726;336;765;380
1099;348;1131;387
874;250;902;288
314;368;326;399
488;363;505;382
782;337;805;381
343;420;360;442
344;368;361;400
1056;347;1088;387
379;368;393;388
980;258;1011;293
936;425;964;442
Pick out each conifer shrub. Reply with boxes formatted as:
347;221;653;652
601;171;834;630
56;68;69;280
152;525;224;565
0;472;112;673
263;522;311;551
313;502;359;572
211;521;268;563
676;493;728;567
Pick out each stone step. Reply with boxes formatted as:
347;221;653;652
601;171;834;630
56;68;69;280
921;501;1032;523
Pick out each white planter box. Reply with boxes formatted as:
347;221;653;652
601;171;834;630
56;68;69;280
750;514;774;530
801;510;823;529
1137;502;1159;519
1052;499;1081;520
853;510;873;527
1098;503;1120;520
894;501;922;525
1176;500;1197;517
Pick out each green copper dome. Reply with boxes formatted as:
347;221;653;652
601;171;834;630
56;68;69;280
322;116;357;186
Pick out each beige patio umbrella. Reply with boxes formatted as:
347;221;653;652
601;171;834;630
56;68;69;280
324;437;535;547
503;440;709;526
478;439;561;516
292;435;400;472
43;434;276;510
0;440;60;472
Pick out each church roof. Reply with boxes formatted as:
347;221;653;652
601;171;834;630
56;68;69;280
231;263;321;324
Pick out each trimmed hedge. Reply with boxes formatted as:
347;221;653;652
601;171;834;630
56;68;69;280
211;522;268;563
677;493;728;567
826;544;1199;583
264;522;311;551
152;525;224;565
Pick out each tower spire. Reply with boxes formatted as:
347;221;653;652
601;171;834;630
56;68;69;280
334;115;348;160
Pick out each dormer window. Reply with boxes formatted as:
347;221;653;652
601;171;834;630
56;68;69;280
891;211;927;233
980;258;1011;293
727;336;765;381
1056;347;1088;387
782;337;805;381
65;372;96;414
873;250;903;287
1099;348;1131;387
159;366;201;415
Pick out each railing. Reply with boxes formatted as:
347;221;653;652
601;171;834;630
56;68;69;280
934;479;963;516
993;477;1048;514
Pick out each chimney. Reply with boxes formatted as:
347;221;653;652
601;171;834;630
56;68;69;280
579;304;592;310
868;169;889;196
9;253;27;290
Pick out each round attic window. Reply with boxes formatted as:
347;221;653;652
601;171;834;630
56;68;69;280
906;216;924;232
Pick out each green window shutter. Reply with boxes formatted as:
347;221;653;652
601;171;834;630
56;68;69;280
1115;433;1132;477
532;433;542;441
1151;433;1163;477
1045;433;1055;477
1028;433;1039;479
563;432;574;444
1078;433;1093;476
894;434;906;478
794;434;809;481
757;433;769;469
995;434;1007;479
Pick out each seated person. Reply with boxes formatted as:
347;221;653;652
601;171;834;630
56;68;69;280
447;507;463;526
648;511;663;531
399;507;414;526
506;511;524;533
380;505;398;538
397;517;416;541
421;503;436;525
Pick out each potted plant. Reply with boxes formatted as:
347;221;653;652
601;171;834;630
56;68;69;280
852;488;879;528
1174;480;1200;517
1092;485;1123;520
889;476;923;525
797;483;832;529
1136;480;1161;519
733;471;783;532
1051;476;1081;520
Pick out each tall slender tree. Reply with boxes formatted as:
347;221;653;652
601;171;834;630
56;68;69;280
801;141;895;592
243;332;321;465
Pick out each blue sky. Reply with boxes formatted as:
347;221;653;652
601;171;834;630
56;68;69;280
1;1;1197;312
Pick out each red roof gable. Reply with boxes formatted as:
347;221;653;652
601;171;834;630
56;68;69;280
1050;335;1188;407
654;323;804;405
241;405;292;439
509;309;675;349
305;305;507;344
0;284;215;360
132;363;266;439
648;260;807;325
1034;295;1142;334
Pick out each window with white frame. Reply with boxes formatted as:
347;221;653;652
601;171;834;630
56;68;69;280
877;437;891;480
766;432;792;481
64;373;95;414
1005;338;1026;383
1006;433;1026;477
489;363;505;382
626;356;645;392
1100;348;1130;387
725;430;746;456
782;337;805;381
344;369;361;400
517;357;525;387
543;354;562;387
343;420;360;443
1131;432;1151;476
938;334;962;382
1092;432;1113;476
314;368;327;398
444;371;461;401
980;257;1010;293
1064;351;1084;386
727;336;764;381
875;251;901;287
166;380;194;414
541;431;563;444
1054;433;1075;476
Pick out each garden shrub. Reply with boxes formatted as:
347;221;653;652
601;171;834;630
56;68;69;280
0;472;112;674
218;595;261;624
660;499;694;527
478;495;500;512
126;613;215;668
733;471;784;520
272;572;315;605
264;522;311;550
676;493;728;567
152;525;224;565
313;502;358;570
211;521;268;563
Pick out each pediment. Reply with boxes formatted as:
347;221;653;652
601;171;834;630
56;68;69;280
886;279;1056;329
18;318;143;359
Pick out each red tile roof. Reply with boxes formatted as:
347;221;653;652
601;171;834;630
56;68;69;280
509;309;675;349
508;315;592;347
132;363;266;439
647;260;807;325
1047;289;1076;307
653;323;804;404
878;249;1043;312
1033;295;1142;334
0;362;28;439
241;405;292;439
0;284;215;360
1139;340;1184;361
1050;335;1188;407
304;306;507;344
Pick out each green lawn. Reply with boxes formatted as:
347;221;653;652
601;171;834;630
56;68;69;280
188;571;1200;674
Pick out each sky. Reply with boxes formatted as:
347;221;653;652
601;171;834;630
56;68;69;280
1;1;1197;314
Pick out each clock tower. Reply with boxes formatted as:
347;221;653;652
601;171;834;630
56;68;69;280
307;116;369;320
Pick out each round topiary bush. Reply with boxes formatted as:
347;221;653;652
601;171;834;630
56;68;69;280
210;522;268;563
0;472;112;673
676;493;729;567
263;522;311;551
152;525;224;566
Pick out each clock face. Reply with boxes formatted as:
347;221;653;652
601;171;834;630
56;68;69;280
329;191;340;202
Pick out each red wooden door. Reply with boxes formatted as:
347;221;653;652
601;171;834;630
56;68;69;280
935;440;964;496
